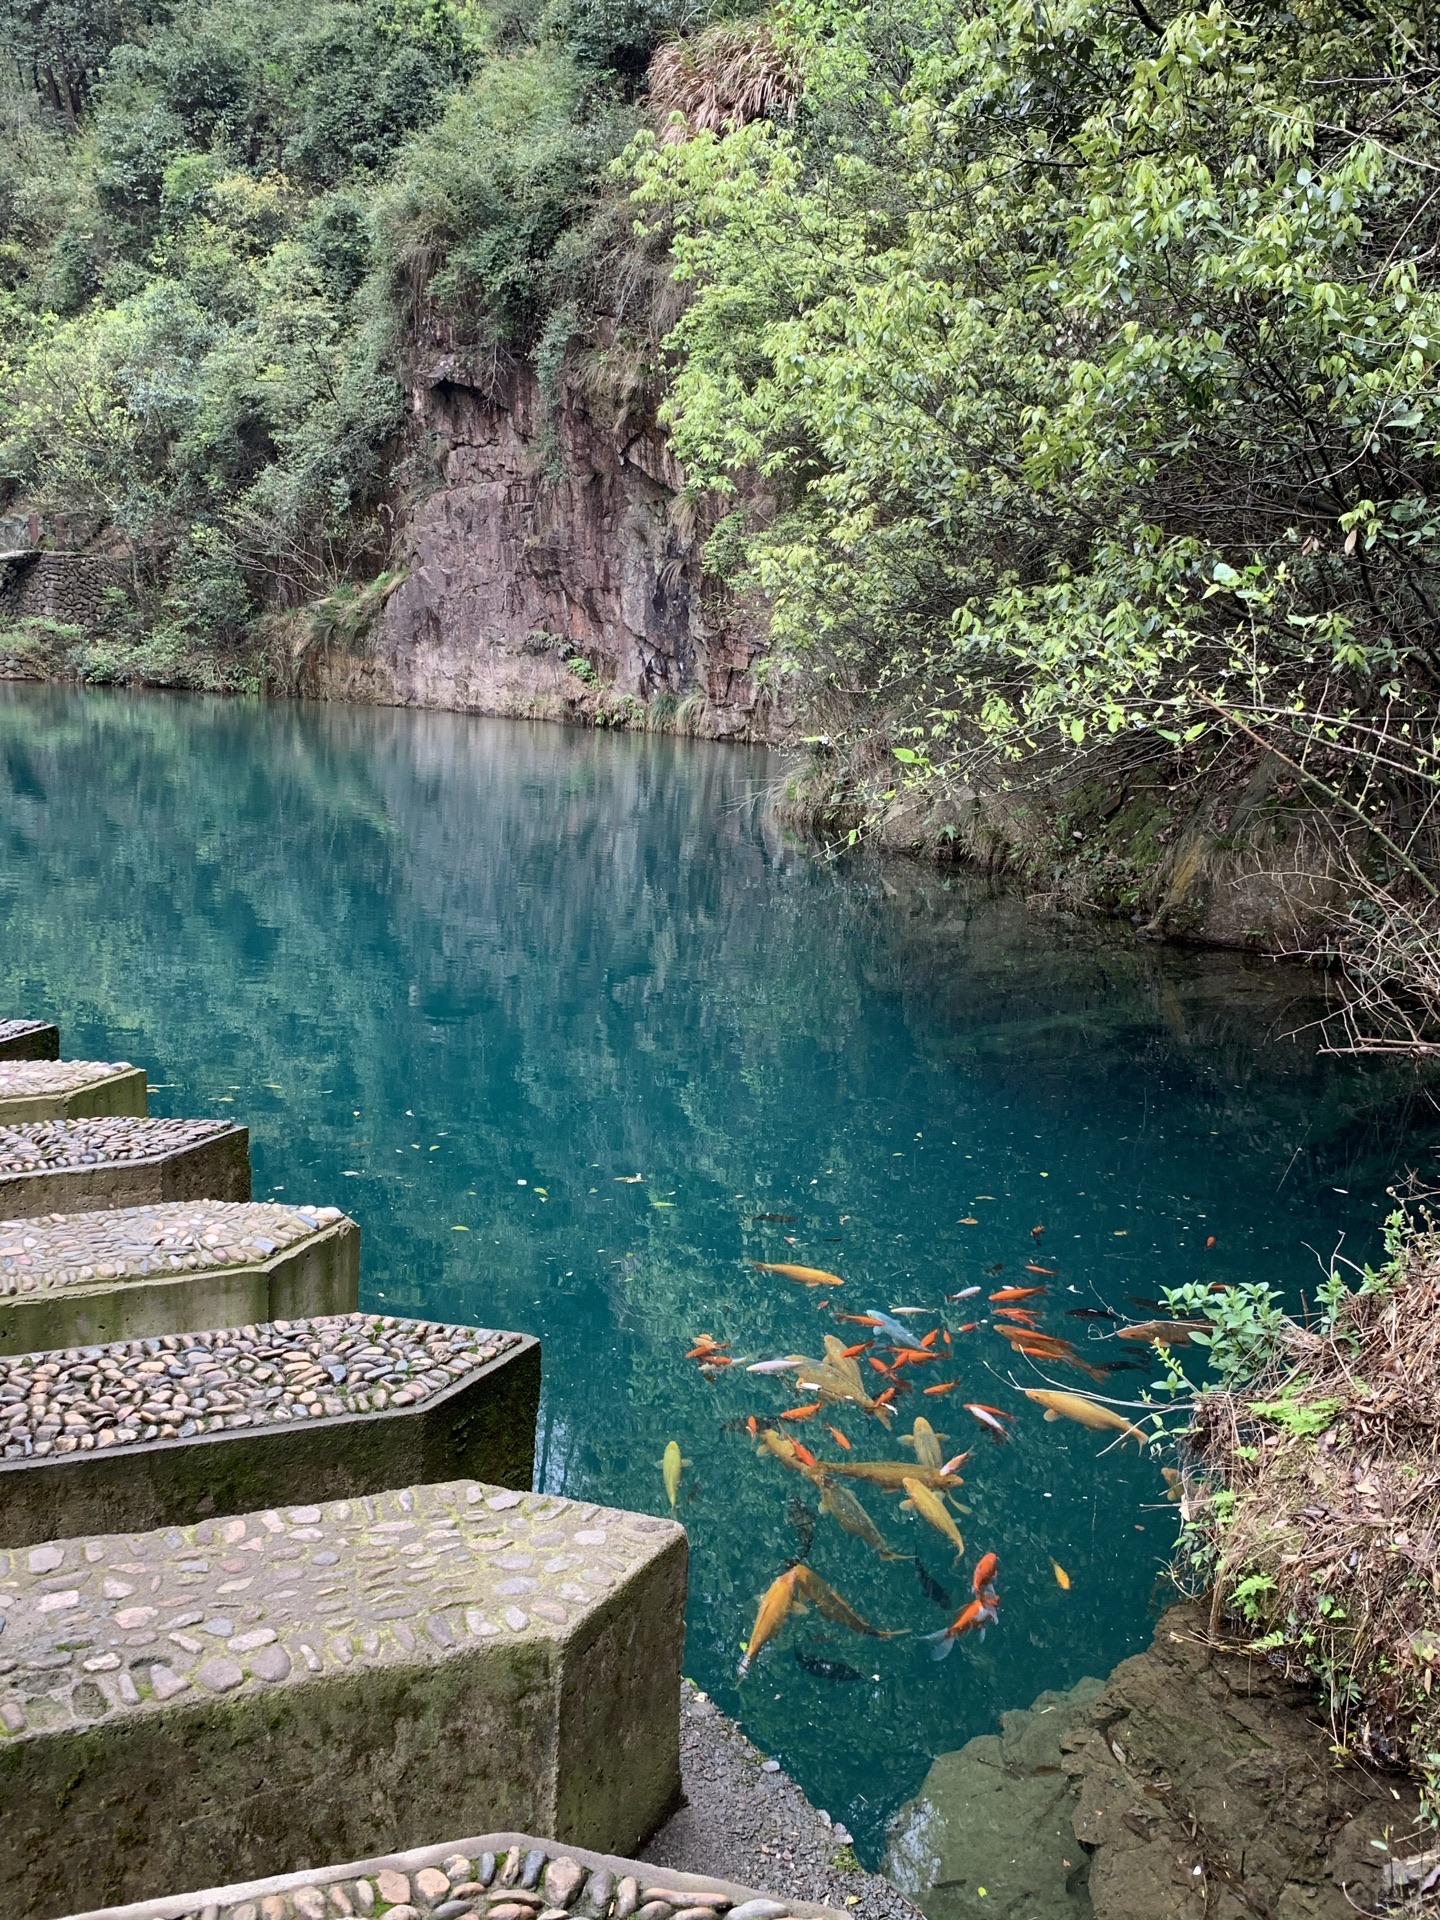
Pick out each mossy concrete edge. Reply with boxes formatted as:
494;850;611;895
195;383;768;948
0;1215;360;1353
0;1332;541;1546
0;1123;251;1218
0;1065;148;1123
0;1023;59;1063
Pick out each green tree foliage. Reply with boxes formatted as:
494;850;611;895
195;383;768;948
631;0;1440;813
0;0;665;681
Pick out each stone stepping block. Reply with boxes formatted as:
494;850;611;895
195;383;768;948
0;1483;688;1919
0;1117;251;1219
0;1312;541;1546
58;1828;841;1920
0;1021;59;1063
0;1200;359;1355
0;1059;148;1123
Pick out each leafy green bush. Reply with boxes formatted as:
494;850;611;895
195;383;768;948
631;0;1440;833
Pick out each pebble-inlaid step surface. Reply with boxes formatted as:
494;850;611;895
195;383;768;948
2;1313;522;1456
0;1484;687;1917
0;1058;147;1123
62;1830;838;1920
0;1314;541;1547
0;1117;250;1217
0;1020;59;1062
0;1200;358;1353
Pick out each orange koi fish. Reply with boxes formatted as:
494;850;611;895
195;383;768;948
972;1550;999;1596
924;1596;997;1659
923;1380;959;1396
840;1341;873;1358
739;1566;802;1677
687;1336;729;1359
827;1425;852;1450
1025;1263;1058;1277
780;1402;822;1421
754;1262;844;1287
991;1285;1046;1302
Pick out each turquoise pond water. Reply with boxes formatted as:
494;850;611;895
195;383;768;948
3;683;1438;1862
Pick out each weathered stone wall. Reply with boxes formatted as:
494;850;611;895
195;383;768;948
0;552;128;627
302;359;777;741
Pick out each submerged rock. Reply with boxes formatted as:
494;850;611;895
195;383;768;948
885;1676;1104;1920
1061;1602;1424;1920
886;1602;1430;1920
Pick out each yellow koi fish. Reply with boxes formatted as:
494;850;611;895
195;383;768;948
1023;1389;1150;1447
902;1475;966;1565
899;1416;945;1469
815;1474;905;1560
754;1262;844;1287
661;1440;691;1514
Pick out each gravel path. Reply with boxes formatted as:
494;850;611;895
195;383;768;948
644;1684;923;1920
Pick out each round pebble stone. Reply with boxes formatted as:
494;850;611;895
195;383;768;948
479;1855;498;1887
416;1868;451;1903
377;1871;411;1905
614;1878;640;1920
543;1859;587;1909
634;1904;675;1920
578;1870;615;1919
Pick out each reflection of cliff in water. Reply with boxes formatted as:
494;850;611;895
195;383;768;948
5;683;1440;1866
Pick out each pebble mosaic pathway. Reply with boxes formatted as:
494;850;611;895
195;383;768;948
63;1835;833;1920
0;1480;677;1733
0;1312;523;1458
0;1117;240;1177
0;1200;346;1303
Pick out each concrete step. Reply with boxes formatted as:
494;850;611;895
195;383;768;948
59;1829;838;1920
0;1060;148;1123
0;1484;687;1919
0;1312;541;1544
0;1200;359;1353
0;1117;251;1218
0;1021;59;1063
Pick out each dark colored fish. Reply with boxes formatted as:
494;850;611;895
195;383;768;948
1067;1307;1119;1321
914;1557;954;1610
985;1261;1005;1274
786;1498;817;1558
795;1649;863;1682
721;1415;775;1433
750;1213;798;1224
1098;1359;1153;1373
1127;1295;1166;1310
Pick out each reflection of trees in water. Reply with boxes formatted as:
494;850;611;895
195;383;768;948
2;683;1436;1856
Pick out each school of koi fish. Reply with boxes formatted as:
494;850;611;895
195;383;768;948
665;1243;1210;1677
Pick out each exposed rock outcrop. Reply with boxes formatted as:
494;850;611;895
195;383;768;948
303;357;775;739
888;1605;1425;1920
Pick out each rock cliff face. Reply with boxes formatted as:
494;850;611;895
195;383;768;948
887;1604;1425;1920
304;357;775;739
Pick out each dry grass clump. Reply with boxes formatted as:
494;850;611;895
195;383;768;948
648;25;799;142
1188;1224;1440;1803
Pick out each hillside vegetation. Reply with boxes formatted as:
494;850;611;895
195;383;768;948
0;0;689;682
3;0;1439;1035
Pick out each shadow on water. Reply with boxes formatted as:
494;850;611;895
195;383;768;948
1;683;1436;1862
